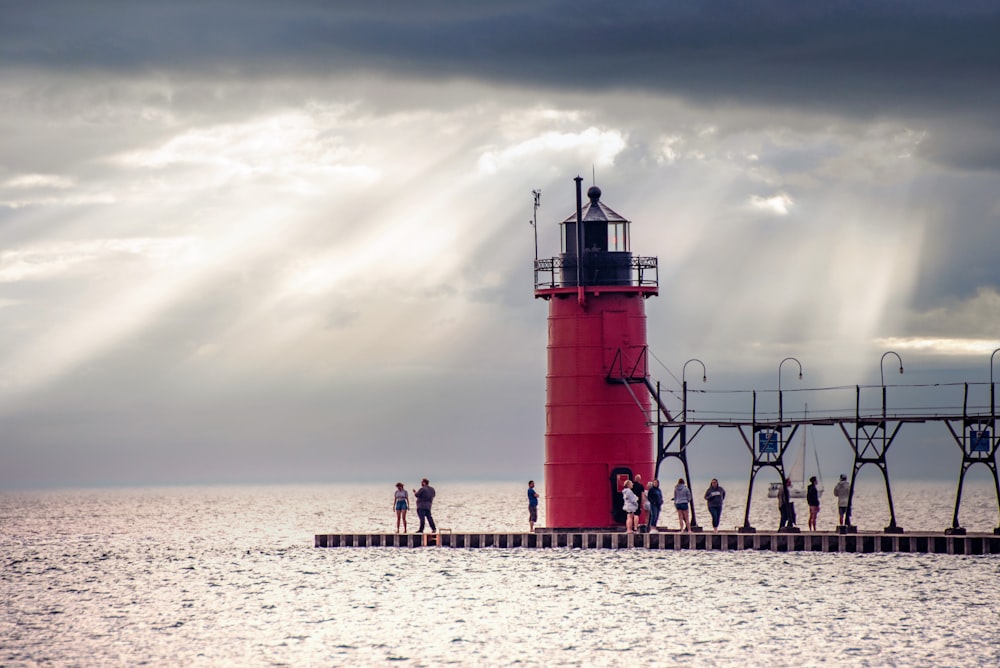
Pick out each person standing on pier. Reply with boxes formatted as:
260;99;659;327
527;480;539;532
778;478;795;529
673;478;692;532
633;474;646;530
807;476;820;531
646;479;664;532
622;480;639;533
704;479;726;531
413;478;437;533
393;482;409;534
834;474;851;526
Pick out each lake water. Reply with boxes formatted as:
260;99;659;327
2;481;999;666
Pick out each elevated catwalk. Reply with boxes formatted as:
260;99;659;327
315;531;1000;555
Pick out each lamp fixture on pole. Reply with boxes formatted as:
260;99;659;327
880;351;904;418
778;357;803;423
880;350;904;387
682;359;707;422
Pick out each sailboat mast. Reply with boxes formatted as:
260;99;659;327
805;403;824;492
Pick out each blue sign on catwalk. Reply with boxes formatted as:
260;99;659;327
759;431;778;454
970;429;991;452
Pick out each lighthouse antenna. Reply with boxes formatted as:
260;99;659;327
530;189;541;263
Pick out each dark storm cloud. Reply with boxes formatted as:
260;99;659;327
4;1;999;124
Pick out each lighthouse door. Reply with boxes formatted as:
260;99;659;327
609;466;633;524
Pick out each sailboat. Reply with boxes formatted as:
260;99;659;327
768;407;823;499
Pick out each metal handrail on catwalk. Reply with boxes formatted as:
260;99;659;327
607;347;1000;536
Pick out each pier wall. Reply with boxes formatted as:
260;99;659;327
315;531;1000;554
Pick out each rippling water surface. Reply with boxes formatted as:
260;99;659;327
3;481;999;666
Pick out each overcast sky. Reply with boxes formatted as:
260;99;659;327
2;1;999;489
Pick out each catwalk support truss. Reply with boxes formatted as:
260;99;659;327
608;347;1000;535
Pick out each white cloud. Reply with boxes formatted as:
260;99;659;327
477;127;626;175
875;337;1000;356
0;193;117;209
193;343;221;357
114;110;381;192
498;107;584;131
0;237;201;283
749;192;794;215
3;174;75;189
656;135;683;164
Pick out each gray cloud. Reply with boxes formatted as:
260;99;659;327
4;2;999;118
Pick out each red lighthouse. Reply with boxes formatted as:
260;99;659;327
534;178;659;529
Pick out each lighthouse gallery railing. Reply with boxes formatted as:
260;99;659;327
534;255;658;290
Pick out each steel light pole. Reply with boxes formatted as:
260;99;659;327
991;348;1000;535
682;358;707;422
775;357;802;534
778;356;803;423
880;351;904;417
530;189;541;264
877;351;905;533
679;359;707;532
991;347;1000;418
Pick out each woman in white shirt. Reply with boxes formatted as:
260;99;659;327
622;480;639;534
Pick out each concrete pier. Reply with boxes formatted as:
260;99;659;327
315;530;1000;554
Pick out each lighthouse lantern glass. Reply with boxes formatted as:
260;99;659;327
560;220;577;255
609;221;629;252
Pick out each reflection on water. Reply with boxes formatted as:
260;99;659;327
2;482;998;666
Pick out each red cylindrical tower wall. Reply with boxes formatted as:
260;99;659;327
544;290;653;528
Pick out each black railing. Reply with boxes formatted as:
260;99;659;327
534;255;658;290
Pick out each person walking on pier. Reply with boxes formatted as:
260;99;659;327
704;479;726;531
622;480;639;533
413;478;437;533
527;480;539;532
807;476;820;531
646;479;664;532
393;482;409;533
673;478;692;532
834;474;851;526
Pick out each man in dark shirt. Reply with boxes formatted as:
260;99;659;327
413;478;437;533
778;478;795;529
646;479;664;532
633;474;646;530
807;476;820;531
527;480;539;531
